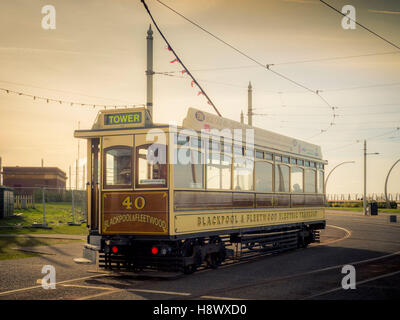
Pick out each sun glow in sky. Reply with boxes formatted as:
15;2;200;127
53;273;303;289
0;0;399;195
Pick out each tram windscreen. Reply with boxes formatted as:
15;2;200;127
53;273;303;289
104;147;132;186
136;144;167;187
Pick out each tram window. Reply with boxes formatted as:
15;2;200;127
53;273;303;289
207;153;231;190
233;155;253;191
175;134;189;146
210;141;220;152
174;148;203;189
234;146;243;155
275;155;282;162
291;167;303;193
221;139;232;154
275;164;289;192
264;153;273;160
290;158;297;165
255;161;273;192
256;150;264;159
304;169;316;193
283;156;289;164
298;159;304;166
104;147;132;187
191;137;202;148
317;170;324;194
305;160;310;167
136;144;167;187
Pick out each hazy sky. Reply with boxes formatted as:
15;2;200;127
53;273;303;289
0;0;399;195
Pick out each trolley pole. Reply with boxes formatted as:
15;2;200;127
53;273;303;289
146;24;154;123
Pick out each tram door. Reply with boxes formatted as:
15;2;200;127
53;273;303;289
87;138;100;231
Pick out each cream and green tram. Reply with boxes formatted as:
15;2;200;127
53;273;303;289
75;107;326;273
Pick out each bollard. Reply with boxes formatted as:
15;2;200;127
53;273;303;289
389;215;397;223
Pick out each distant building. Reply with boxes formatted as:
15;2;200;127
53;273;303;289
3;167;67;194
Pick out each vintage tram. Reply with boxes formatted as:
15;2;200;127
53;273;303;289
74;107;326;273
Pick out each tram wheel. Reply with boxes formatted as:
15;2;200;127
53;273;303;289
207;253;222;269
183;264;197;274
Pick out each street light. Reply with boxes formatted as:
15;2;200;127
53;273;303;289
384;158;400;208
324;161;355;200
363;140;380;215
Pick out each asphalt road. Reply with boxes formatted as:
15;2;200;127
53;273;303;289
0;211;399;300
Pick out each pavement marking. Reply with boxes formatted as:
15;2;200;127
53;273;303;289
76;287;192;300
327;214;400;227
127;288;191;296
200;295;245;300
77;290;122;300
0;273;109;297
313;224;352;246
303;269;400;300
62;284;116;291
196;250;400;298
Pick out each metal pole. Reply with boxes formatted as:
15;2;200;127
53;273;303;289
42;187;46;226
247;82;253;126
75;159;78;190
363;140;367;215
384;158;400;208
146;24;154;123
0;156;2;186
240;111;244;124
69;165;71;190
72;189;75;225
82;164;85;190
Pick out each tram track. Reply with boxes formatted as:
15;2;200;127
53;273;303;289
1;222;398;300
0;224;351;298
183;249;400;300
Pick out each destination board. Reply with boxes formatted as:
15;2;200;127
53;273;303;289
104;112;143;126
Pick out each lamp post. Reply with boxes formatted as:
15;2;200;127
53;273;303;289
363;140;380;215
324;161;355;199
384;158;400;208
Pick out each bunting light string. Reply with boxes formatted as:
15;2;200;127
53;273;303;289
141;0;222;117
0;87;145;109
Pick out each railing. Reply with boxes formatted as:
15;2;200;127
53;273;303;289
327;193;400;202
8;186;87;227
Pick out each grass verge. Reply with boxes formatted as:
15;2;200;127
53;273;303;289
0;202;88;236
326;207;400;214
0;237;83;260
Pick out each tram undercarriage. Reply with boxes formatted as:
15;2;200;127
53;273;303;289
87;222;324;274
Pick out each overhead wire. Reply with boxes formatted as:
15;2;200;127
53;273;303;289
141;0;222;117
319;0;400;51
153;0;337;138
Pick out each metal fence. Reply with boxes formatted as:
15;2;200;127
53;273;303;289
11;187;86;227
327;193;400;202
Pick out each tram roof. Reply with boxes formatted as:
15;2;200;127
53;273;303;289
74;107;324;161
